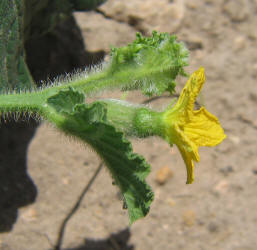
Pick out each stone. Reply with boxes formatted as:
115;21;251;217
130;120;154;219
182;210;196;227
208;222;219;233
155;166;173;185
74;12;136;52
99;0;185;34
20;207;38;222
219;166;234;176
167;197;176;207
214;180;229;194
223;0;250;22
62;177;70;185
186;2;198;9
233;36;247;51
230;135;240;145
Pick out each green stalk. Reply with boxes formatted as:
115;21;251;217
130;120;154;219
0;91;44;114
0;71;108;117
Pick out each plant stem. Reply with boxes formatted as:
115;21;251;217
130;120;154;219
0;92;44;114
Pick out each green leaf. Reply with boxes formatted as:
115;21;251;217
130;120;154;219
0;0;34;92
47;88;154;223
47;87;85;113
108;31;189;96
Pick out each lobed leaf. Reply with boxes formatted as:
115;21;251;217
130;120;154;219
108;31;189;96
47;88;154;223
47;87;85;113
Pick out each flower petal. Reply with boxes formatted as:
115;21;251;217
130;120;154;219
174;124;200;162
184;107;226;147
174;67;205;112
177;145;195;184
173;124;199;184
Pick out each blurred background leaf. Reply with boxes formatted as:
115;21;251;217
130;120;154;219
0;0;107;92
0;0;34;92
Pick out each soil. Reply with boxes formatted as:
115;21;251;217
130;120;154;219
1;0;257;249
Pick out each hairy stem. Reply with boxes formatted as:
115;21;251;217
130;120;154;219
101;99;164;138
0;92;44;114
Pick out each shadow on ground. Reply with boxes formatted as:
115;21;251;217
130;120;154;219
0;119;38;232
0;15;105;233
63;228;134;250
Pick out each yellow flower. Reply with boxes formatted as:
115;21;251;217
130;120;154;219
162;67;226;184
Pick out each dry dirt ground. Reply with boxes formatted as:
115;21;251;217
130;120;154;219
1;0;257;249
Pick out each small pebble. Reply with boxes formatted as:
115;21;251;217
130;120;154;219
155;166;173;185
233;36;246;51
230;135;240;145
208;222;219;233
186;2;197;9
21;208;38;222
223;0;249;22
186;40;203;50
62;177;70;185
167;197;176;207
214;180;229;193
219;166;234;176
182;210;196;227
